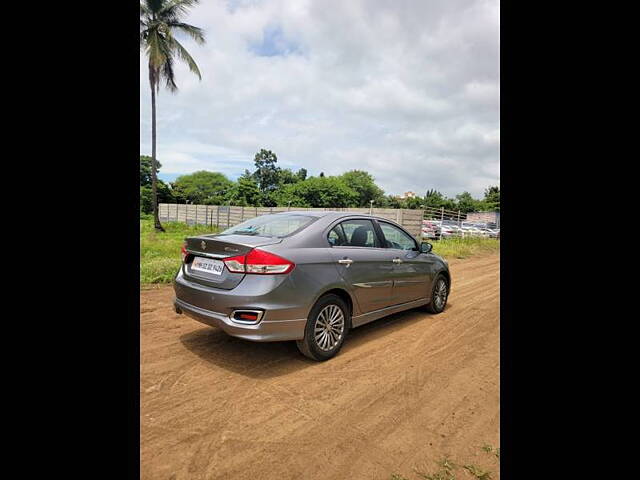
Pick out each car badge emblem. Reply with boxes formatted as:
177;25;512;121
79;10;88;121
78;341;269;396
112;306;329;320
224;247;239;252
201;241;206;250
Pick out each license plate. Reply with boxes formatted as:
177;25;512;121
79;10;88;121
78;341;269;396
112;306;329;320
191;256;225;276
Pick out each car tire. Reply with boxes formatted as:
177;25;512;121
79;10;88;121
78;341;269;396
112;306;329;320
296;294;350;361
425;274;449;314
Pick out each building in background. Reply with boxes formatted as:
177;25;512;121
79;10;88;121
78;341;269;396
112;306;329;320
398;191;417;199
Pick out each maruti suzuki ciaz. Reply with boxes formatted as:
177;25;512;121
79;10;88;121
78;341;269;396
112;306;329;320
174;211;450;361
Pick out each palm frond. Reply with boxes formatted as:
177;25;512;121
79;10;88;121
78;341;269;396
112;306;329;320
145;0;164;15
146;29;167;70
168;35;202;79
159;0;200;20
167;22;205;44
161;53;178;92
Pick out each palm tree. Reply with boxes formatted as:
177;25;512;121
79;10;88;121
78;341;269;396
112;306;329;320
140;0;205;231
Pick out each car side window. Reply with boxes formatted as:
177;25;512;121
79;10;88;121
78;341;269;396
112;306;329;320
379;222;417;251
330;219;379;248
328;225;346;246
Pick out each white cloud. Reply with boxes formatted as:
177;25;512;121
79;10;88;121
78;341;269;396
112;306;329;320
140;0;499;197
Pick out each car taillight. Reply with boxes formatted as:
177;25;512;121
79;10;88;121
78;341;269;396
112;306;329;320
223;248;295;274
181;242;188;262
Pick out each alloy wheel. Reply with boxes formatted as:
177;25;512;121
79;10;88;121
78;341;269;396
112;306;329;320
314;304;345;351
434;279;448;310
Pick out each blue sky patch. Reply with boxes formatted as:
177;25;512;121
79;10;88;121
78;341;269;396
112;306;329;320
249;25;303;57
158;173;181;183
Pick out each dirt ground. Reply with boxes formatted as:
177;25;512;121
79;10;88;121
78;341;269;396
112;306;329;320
141;253;500;480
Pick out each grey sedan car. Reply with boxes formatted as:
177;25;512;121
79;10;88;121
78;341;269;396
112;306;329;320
174;211;450;361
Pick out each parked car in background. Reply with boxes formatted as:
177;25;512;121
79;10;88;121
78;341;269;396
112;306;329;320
477;227;498;238
422;220;499;239
421;229;439;240
421;220;441;240
459;222;483;236
464;226;488;237
174;211;451;361
439;224;462;238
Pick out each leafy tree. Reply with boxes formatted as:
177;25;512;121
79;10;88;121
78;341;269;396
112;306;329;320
404;196;424;209
171;171;232;205
274;176;357;207
278;168;302;186
140;155;161;187
455;192;481;213
425;188;438;198
140;0;205;231
379;195;424;210
379;195;403;209
253;149;280;195
423;190;453;209
484;185;500;211
296;168;307;182
340;170;385;207
140;180;174;214
227;172;261;206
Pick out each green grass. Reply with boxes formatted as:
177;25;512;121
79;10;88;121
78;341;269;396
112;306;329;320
414;456;457;480
462;464;492;480
140;219;220;284
395;447;499;480
429;236;500;260
139;219;500;284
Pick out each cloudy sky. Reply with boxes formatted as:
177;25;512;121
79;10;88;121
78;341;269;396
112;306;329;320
140;0;499;198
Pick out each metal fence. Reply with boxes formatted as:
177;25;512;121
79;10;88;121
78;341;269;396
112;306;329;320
422;206;500;240
157;203;499;239
158;203;425;237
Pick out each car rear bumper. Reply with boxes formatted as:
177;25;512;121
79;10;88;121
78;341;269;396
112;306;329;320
174;297;307;342
173;268;310;341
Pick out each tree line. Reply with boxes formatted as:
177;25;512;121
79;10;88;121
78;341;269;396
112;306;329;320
140;149;500;214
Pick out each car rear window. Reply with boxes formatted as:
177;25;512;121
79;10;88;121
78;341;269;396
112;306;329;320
219;214;315;238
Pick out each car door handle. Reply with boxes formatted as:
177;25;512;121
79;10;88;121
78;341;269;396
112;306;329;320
393;258;403;264
338;259;353;265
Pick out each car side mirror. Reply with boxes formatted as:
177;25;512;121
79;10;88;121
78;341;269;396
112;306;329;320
420;242;432;254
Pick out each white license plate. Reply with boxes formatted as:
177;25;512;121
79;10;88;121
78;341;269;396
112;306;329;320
191;256;225;276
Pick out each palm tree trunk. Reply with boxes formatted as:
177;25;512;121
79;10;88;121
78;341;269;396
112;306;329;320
150;75;165;232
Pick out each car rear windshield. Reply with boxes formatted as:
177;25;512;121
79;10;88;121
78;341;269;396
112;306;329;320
218;214;315;238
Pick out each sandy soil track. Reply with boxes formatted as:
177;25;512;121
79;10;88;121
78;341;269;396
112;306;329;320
141;253;500;480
